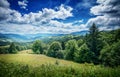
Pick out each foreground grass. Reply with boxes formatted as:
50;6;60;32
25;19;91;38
0;50;120;77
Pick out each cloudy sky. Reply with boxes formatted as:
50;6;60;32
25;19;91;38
0;0;120;34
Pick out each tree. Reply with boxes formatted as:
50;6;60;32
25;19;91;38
32;40;43;54
16;45;21;51
86;23;102;64
8;43;17;53
100;40;120;67
65;40;78;60
47;41;63;58
114;29;120;42
77;39;84;47
74;43;94;63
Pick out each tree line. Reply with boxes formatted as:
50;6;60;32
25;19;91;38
0;43;31;54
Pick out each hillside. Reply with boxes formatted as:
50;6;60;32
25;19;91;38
0;50;81;67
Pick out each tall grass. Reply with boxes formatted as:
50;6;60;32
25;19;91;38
0;61;120;77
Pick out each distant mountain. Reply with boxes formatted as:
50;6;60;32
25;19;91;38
0;31;88;42
0;33;65;42
70;30;88;35
0;33;29;42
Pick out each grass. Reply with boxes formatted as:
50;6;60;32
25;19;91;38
0;50;81;67
0;50;120;77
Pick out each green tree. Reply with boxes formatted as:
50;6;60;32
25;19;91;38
74;43;94;63
47;41;63;58
86;23;102;64
32;40;43;54
88;23;99;55
65;40;78;60
77;39;84;47
8;43;17;53
16;45;21;51
100;40;120;67
114;29;120;42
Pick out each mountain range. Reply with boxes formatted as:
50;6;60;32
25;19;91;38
0;30;88;42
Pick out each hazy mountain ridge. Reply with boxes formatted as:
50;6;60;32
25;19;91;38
0;31;88;42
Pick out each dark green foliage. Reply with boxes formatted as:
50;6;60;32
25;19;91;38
16;45;21;51
55;50;64;59
65;40;78;60
100;31;115;45
74;43;94;63
100;40;120;67
114;29;120;42
87;23;100;56
32;40;43;54
47;41;63;58
0;40;11;46
77;39;84;47
0;46;9;54
61;41;65;50
8;43;17;53
86;23;103;64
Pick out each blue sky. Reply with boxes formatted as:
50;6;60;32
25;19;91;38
0;0;120;34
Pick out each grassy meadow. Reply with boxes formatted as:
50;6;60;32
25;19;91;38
0;50;81;67
0;50;120;77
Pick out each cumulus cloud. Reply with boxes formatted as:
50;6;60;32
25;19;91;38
0;21;87;34
18;0;28;10
0;4;73;24
86;0;120;30
0;0;11;20
0;0;86;34
91;0;120;17
0;0;10;8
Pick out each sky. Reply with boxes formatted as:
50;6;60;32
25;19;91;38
0;0;120;34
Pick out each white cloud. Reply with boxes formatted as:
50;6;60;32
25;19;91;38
0;21;87;34
1;4;73;24
86;0;120;30
18;0;28;10
90;0;120;17
0;0;10;8
0;1;86;34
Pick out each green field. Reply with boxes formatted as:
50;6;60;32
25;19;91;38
0;50;120;77
0;50;81;67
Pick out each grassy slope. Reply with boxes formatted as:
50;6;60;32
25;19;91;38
0;50;82;67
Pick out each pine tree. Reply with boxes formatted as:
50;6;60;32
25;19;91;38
86;23;101;64
8;43;17;53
